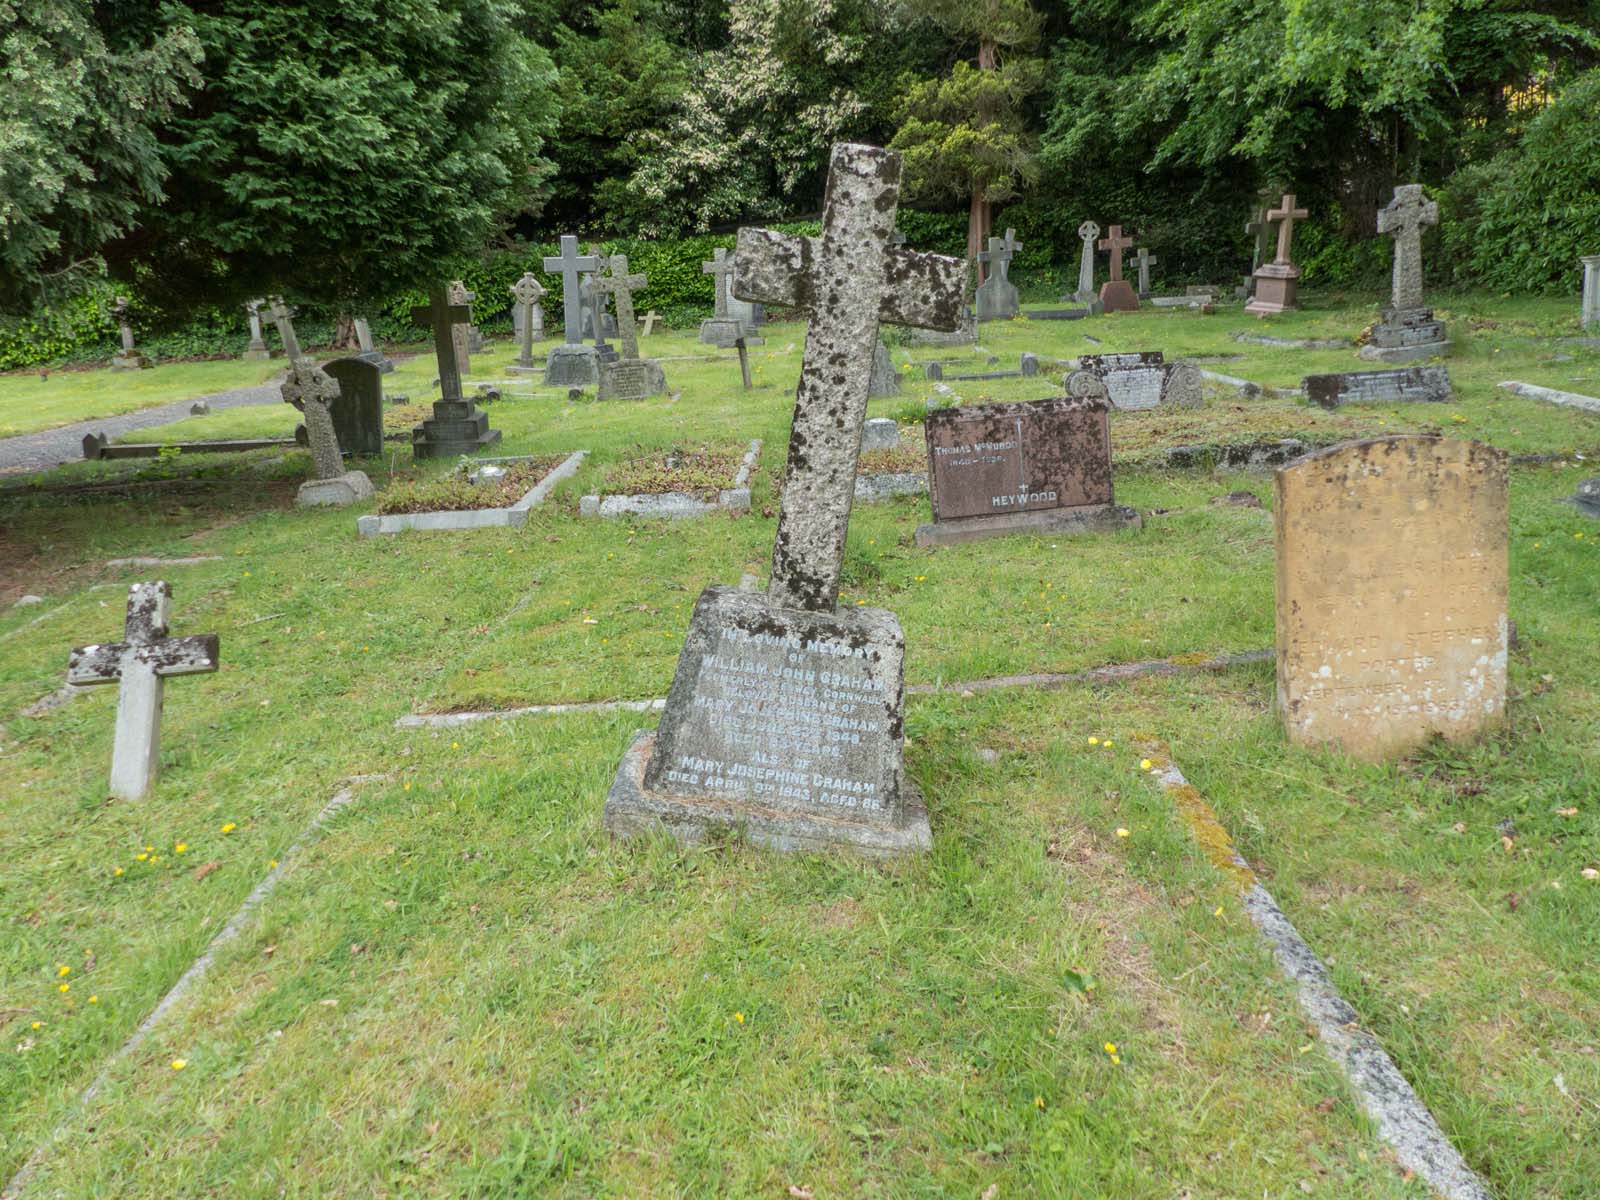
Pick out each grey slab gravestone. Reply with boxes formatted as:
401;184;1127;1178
409;287;502;459
861;417;899;452
975;229;1021;320
1303;366;1452;409
68;581;219;800
604;141;966;857
322;356;386;457
725;273;765;340
1582;256;1600;332
1360;185;1450;362
543;236;602;385
868;338;900;396
282;359;375;506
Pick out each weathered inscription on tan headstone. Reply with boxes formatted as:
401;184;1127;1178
1275;436;1508;761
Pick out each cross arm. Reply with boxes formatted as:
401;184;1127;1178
410;303;471;326
149;634;221;677
68;642;127;686
732;228;809;308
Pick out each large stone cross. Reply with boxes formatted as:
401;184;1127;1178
702;248;735;319
1267;193;1310;265
733;143;965;612
1136;248;1158;295
510;272;547;366
1075;221;1100;296
1098;225;1135;282
1377;184;1439;311
281;359;345;480
68;581;219;801
542;235;601;344
978;229;1020;286
267;296;304;362
410;287;473;402
593;254;649;359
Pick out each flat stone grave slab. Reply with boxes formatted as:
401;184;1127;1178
915;395;1141;546
1497;380;1600;414
1572;477;1600;517
580;440;760;518
1071;352;1203;410
84;433;300;460
1275;436;1508;761
1304;366;1452;409
923;353;1039;382
1236;332;1352;350
357;452;585;536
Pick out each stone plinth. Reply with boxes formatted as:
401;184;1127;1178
700;317;745;348
1098;280;1139;313
1275;436;1508;761
545;343;600;386
1360;308;1451;363
598;358;668;400
1244;263;1301;316
296;471;374;507
604;587;930;856
411;399;502;459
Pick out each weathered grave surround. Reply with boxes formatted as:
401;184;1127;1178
409;287;502;459
282;359;375;506
110;296;152;370
1361;185;1451;362
915;396;1141;546
68;581;219;800
543;236;602;384
1303;366;1451;409
358;452;586;536
1244;193;1309;317
594;254;668;400
1071;351;1203;411
1097;225;1139;312
242;300;273;360
605;142;965;856
1582;255;1600;332
1275;437;1508;761
700;248;745;348
975;228;1022;321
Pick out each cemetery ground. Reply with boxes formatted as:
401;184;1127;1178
1;293;1597;1197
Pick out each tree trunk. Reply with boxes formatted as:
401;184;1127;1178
333;313;358;350
969;34;999;280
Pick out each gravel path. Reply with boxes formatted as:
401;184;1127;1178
0;381;286;477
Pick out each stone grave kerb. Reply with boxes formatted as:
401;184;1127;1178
68;581;220;800
542;235;601;344
732;142;967;612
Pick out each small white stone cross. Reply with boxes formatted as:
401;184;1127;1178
68;582;220;801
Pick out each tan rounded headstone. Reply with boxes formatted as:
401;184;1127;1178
1275;436;1508;761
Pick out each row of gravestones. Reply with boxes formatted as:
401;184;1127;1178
77;145;1513;849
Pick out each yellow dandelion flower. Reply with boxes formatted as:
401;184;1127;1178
1140;758;1152;771
113;867;124;876
243;571;251;577
144;845;153;853
452;741;459;749
1034;1095;1045;1110
1111;1054;1121;1066
171;1058;187;1070
1104;1042;1117;1055
1115;828;1130;839
269;860;278;870
58;983;69;994
1213;905;1224;917
1103;740;1113;749
1088;736;1099;746
57;965;70;977
221;823;236;834
856;599;866;606
175;843;187;854
135;853;148;862
89;995;98;1004
403;781;412;792
734;1012;745;1024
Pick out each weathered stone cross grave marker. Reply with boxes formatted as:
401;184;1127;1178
267;296;305;364
976;228;1021;320
542;235;602;384
282;359;374;505
1582;255;1600;331
1245;192;1309;316
641;309;662;336
1097;225;1139;311
593;254;667;399
1361;184;1450;362
603;142;965;856
1073;220;1100;304
700;247;743;347
447;280;476;376
408;287;500;458
1136;248;1158;299
242;300;272;361
110;296;152;370
68;582;219;800
510;272;548;369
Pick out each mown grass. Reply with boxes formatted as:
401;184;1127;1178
0;359;284;439
2;295;1597;1197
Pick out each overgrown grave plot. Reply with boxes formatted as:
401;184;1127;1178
578;440;761;518
358;453;586;535
14;684;1432;1199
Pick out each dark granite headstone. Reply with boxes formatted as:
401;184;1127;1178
1304;366;1452;409
323;357;384;457
915;396;1141;545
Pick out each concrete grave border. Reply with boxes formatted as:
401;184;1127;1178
1497;379;1600;414
356;451;586;537
579;439;761;519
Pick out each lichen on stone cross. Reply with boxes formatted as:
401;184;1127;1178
732;142;966;613
409;287;472;402
542;235;601;345
702;248;735;319
280;360;345;480
1377;184;1440;311
1098;225;1135;281
594;255;649;360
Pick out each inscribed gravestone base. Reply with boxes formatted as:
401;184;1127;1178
914;396;1140;546
604;142;966;857
68;582;219;800
1275;437;1507;761
1073;352;1203;411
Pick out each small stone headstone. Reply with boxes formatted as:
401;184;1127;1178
1581;256;1600;332
915;395;1140;546
868;339;900;397
1303;367;1452;409
975;229;1021;321
67;581;220;800
861;417;899;452
1275;436;1508;760
323;356;385;457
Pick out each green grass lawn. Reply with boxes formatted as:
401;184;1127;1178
2;295;1597;1197
0;359;287;439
